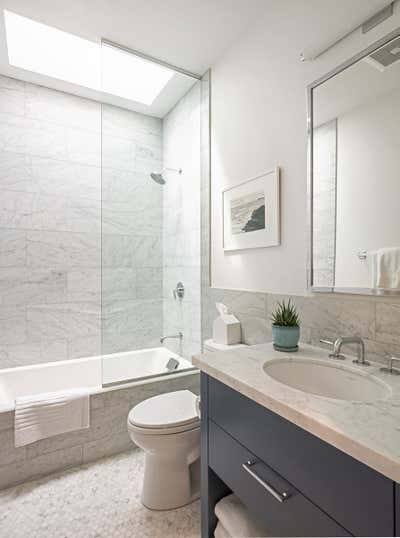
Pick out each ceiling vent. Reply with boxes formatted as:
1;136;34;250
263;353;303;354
364;36;400;71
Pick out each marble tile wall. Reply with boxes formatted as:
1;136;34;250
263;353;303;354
162;82;202;359
202;286;400;366
0;371;199;490
101;104;163;355
0;75;163;367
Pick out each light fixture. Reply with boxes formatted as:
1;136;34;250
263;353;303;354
4;10;174;105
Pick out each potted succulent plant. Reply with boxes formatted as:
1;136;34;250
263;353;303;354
270;299;300;351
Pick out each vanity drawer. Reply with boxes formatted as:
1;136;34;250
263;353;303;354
208;376;394;537
209;420;350;537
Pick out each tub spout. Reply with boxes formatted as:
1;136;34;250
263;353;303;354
160;332;183;344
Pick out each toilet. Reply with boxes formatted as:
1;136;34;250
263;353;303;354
127;390;200;510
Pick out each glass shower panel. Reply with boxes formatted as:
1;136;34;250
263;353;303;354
100;48;203;387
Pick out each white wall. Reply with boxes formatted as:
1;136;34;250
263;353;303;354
335;89;400;288
210;0;400;294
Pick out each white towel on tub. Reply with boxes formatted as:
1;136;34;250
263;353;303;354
14;388;90;447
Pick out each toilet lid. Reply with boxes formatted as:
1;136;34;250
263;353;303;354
128;390;199;430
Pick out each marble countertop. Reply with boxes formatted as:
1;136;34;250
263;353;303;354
192;343;400;483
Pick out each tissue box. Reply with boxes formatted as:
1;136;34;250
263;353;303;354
213;315;241;345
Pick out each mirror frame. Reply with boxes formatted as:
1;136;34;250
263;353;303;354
307;26;400;296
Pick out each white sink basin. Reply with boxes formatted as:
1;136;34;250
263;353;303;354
263;358;391;402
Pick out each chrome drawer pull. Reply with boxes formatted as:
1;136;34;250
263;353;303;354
242;461;289;503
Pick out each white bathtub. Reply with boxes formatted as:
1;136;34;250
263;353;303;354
0;347;196;412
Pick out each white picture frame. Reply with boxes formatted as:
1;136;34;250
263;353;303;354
222;167;280;251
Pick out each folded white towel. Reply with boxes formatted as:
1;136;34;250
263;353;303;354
214;521;231;538
15;388;90;447
373;247;400;289
215;494;269;537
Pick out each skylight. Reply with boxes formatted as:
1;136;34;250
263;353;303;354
4;10;174;105
101;44;174;105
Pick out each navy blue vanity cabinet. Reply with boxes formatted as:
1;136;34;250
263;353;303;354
201;373;396;538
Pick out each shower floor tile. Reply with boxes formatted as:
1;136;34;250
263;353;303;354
0;449;200;538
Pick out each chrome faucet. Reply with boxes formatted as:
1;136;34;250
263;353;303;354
160;332;183;344
321;336;369;366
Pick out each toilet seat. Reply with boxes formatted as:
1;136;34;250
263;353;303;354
127;390;200;435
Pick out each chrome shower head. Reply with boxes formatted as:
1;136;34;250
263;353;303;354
150;172;166;185
149;167;182;185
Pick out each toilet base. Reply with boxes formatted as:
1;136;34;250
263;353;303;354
141;451;200;510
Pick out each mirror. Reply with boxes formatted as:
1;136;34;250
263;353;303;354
309;32;400;295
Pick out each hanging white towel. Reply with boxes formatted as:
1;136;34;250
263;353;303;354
214;521;231;538
215;494;270;537
15;388;90;447
372;247;400;289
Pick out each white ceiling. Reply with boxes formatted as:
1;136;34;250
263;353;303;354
0;0;394;116
0;0;270;116
0;0;271;74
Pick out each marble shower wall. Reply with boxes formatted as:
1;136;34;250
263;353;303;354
162;82;201;359
0;75;163;368
101;104;163;354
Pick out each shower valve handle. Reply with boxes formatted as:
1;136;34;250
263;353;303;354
173;282;185;299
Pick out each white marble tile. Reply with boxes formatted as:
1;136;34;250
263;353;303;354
0;150;33;192
102;134;136;171
27;301;100;343
0;113;29;154
102;299;162;337
102;234;135;268
26;303;67;341
133;235;163;268
0;267;66;306
102;268;136;304
136;267;162;300
0;445;83;490
25;82;101;132
0;190;100;233
66;127;101;167
0;339;68;368
0;428;26;465
0;306;26;345
64;301;101;339
102;202;161;236
66;269;101;302
25;118;69;161
0;229;26;267
101;103;161;139
67;333;101;359
27;231;100;269
101;168;161;208
102;330;161;355
0;86;25;116
31;156;101;200
375;302;400;346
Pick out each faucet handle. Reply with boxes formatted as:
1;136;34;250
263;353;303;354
320;339;334;347
320;339;345;360
380;356;400;375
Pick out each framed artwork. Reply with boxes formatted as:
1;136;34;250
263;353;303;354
222;167;280;251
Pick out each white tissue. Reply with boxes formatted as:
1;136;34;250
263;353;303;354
213;303;241;345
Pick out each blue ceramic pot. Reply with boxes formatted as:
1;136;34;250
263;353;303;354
272;325;300;350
